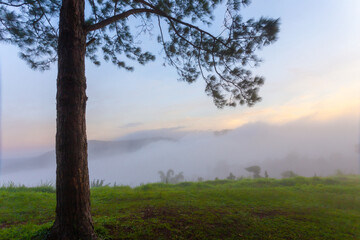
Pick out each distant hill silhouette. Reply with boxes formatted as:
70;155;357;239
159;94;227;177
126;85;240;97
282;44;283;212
2;137;175;174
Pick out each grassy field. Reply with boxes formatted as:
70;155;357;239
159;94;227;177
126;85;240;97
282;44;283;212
0;176;359;239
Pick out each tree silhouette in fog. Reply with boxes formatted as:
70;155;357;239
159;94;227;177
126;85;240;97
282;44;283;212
159;169;184;184
226;172;236;180
281;170;298;178
245;165;262;178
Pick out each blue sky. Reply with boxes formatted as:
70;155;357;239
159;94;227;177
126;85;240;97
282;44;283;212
1;0;359;157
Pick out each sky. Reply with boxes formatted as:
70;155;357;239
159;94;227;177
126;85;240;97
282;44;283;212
0;0;359;160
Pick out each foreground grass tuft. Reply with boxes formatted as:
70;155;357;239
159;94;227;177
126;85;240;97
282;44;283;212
0;175;359;239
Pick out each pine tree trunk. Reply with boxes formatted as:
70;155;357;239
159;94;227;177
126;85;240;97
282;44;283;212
48;0;96;239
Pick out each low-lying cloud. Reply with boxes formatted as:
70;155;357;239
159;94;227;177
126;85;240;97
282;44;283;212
1;115;358;186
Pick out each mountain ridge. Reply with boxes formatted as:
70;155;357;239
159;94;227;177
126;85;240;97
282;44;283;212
2;137;175;174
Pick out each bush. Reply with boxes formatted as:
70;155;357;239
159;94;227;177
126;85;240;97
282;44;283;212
91;179;110;188
281;170;298;178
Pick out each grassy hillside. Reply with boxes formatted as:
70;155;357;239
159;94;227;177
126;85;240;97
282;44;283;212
0;176;359;239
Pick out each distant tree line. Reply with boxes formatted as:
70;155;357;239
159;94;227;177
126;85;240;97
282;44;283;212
222;166;302;180
158;165;351;184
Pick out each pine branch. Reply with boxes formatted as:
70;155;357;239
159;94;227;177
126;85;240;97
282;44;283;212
35;0;58;37
86;8;157;32
86;0;229;49
134;0;230;48
0;1;29;7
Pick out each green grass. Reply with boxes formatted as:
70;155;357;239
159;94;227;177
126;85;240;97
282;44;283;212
0;175;359;239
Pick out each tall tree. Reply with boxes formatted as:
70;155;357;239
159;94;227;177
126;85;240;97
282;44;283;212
245;165;262;178
0;0;279;239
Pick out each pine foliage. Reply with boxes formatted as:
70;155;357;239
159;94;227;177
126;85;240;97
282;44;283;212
0;0;279;107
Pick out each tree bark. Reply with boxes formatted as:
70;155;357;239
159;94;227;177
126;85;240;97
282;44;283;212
48;0;96;239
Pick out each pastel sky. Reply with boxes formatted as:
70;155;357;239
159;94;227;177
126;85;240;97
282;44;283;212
1;0;359;157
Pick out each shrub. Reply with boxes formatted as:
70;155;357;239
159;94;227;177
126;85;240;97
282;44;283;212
91;179;110;188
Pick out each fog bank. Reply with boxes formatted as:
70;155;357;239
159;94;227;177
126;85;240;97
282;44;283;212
1;116;358;186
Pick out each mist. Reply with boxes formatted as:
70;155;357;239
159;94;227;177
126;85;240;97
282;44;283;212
1;115;358;186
